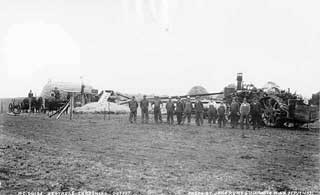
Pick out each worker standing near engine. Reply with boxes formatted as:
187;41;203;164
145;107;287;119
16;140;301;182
175;97;184;125
152;96;163;123
166;97;175;125
194;96;204;126
182;96;193;125
217;102;226;128
240;98;251;129
140;95;149;123
208;99;217;126
28;90;33;113
128;96;139;123
250;98;262;130
230;98;240;128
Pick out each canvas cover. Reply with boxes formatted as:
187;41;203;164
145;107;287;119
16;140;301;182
40;80;95;99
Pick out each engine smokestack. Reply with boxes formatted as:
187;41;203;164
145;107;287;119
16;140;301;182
237;73;243;90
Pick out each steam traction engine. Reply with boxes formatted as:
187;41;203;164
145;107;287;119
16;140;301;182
224;73;319;128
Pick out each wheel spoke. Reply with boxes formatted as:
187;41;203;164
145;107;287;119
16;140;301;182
261;97;283;127
262;100;268;109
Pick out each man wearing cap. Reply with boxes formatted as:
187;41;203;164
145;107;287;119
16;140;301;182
28;90;33;113
194;96;204;126
140;95;149;123
183;96;193;125
208;99;217;126
128;96;139;123
250;98;262;130
175;97;184;125
152;96;163;123
230;98;240;128
217;102;226;128
240;98;251;129
166;97;175;125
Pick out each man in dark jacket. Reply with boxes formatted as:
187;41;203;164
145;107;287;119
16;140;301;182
152;96;162;123
140;95;149;123
217;102;226;128
28;90;33;113
230;98;240;128
53;87;60;100
175;97;184;125
194;96;204;126
183;96;193;125
129;96;139;123
208;99;217;126
240;98;250;129
250;98;262;130
166;97;175;125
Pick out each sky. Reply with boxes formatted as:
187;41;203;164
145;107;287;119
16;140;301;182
0;0;319;98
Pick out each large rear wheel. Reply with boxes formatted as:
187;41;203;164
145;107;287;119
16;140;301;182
260;96;286;127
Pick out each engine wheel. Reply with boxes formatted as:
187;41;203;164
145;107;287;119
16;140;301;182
260;96;285;127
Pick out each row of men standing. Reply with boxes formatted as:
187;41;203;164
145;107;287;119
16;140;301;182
128;95;206;126
228;97;262;130
128;95;262;129
206;97;262;130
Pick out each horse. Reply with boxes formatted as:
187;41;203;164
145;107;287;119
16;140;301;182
44;97;68;116
20;97;44;113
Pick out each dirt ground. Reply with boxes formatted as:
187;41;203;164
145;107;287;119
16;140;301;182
0;113;319;195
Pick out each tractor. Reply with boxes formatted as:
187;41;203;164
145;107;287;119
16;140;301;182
224;73;319;128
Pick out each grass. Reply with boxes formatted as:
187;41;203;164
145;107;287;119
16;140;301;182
0;113;319;194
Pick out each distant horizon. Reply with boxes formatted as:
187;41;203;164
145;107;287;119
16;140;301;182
0;76;318;100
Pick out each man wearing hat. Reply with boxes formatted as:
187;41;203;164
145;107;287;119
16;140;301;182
250;98;262;130
128;96;139;123
28;90;33;113
230;98;240;128
194;96;204;126
152;96;163;123
208;99;217;126
183;96;193;125
140;95;149;123
166;97;175;125
175;97;184;125
240;97;251;129
217;102;226;128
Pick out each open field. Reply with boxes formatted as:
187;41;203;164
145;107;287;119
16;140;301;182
0;113;319;195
